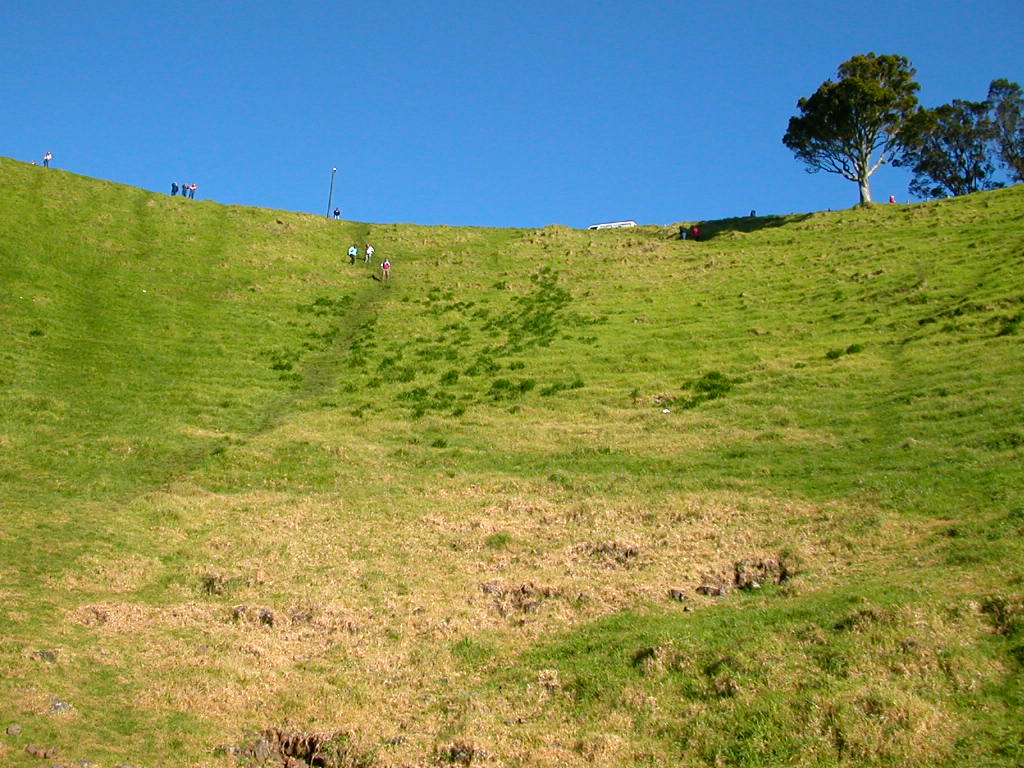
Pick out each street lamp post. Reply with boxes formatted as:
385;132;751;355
326;167;337;218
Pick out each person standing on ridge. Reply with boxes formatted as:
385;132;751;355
691;225;702;242
43;151;53;168
333;208;341;220
171;182;179;196
365;244;374;263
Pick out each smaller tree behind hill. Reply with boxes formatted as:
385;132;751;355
896;99;1001;199
783;53;920;204
988;78;1024;182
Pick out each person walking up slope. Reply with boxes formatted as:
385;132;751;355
365;244;375;263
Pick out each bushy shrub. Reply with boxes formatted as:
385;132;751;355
674;371;735;409
997;312;1021;337
485;532;512;550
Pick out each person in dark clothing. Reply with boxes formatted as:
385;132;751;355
171;182;179;196
333;208;341;219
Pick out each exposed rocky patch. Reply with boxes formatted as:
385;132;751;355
695;583;730;597
696;553;802;597
733;555;799;590
201;571;237;596
224;727;375;767
232;604;278;627
481;581;562;616
47;697;73;715
574;540;642;567
12;734;97;766
434;741;488;765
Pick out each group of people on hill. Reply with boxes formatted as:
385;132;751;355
32;151;202;202
170;182;198;199
679;224;702;241
30;150;54;167
347;243;390;280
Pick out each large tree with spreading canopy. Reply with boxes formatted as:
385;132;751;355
987;78;1024;182
896;99;1001;199
783;53;920;204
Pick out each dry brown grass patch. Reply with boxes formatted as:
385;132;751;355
54;553;164;594
13;686;79;720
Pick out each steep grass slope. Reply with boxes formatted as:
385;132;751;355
1;156;1022;767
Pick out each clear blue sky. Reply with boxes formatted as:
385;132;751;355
5;0;1023;228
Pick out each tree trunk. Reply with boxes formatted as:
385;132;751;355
858;177;873;204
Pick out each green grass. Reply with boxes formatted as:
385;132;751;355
1;156;1022;766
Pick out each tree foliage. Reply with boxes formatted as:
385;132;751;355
896;100;1001;199
782;53;921;207
895;78;1023;199
783;53;920;204
987;78;1024;182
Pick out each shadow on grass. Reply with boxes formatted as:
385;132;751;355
679;213;814;242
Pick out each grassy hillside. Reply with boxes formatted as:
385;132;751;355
1;155;1022;767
